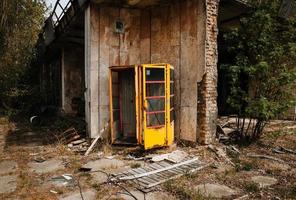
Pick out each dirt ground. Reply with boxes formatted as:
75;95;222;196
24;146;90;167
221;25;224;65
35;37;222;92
0;117;295;200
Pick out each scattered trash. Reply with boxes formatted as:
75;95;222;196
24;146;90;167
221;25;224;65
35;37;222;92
226;145;240;154
97;151;104;158
57;128;89;154
106;155;116;159
277;146;296;155
216;124;241;144
247;153;286;164
272;147;285;154
33;157;46;163
151;150;188;163
51;174;74;186
50;190;58;194
71;139;86;145
67;143;73;148
234;194;249;200
208;145;235;166
62;174;72;180
30;116;40;126
78;167;92;172
126;154;146;161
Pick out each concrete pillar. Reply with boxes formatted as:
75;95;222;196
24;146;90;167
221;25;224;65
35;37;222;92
85;4;99;138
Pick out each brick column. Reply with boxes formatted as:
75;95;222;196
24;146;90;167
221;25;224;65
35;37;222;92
197;0;219;144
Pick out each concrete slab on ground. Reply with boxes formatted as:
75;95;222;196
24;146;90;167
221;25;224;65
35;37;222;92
28;159;64;174
0;160;18;175
251;176;277;188
118;190;176;200
59;189;96;200
90;171;108;185
0;175;17;194
195;183;237;198
82;158;125;171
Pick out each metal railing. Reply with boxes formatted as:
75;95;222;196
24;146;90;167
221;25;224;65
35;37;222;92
51;0;73;27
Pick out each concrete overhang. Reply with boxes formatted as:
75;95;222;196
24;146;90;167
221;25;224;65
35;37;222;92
91;0;170;8
219;0;251;31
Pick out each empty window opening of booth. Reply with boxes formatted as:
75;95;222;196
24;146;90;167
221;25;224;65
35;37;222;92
111;68;137;144
145;68;166;128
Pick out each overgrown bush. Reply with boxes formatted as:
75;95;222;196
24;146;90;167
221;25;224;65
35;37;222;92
0;0;46;117
222;0;296;141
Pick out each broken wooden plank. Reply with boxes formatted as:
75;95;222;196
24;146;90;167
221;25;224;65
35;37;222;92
84;122;109;156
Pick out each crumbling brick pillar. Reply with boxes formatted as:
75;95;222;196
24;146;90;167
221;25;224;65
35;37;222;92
197;0;219;144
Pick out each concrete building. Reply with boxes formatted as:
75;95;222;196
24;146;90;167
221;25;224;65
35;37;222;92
39;0;248;144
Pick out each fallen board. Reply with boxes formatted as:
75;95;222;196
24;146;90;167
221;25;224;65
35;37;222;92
111;157;207;191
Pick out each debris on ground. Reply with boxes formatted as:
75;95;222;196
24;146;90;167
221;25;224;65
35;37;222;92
273;146;296;155
112;156;207;191
151;150;188;163
216;123;242;144
272;147;285;154
234;194;249;200
226;145;240;155
49;190;58;194
51;174;75;187
2;117;296;199
33;157;46;163
106;155;116;159
59;128;81;144
84;122;109;156
126;154;147;161
208;145;235;166
247;153;286;164
67;140;89;153
97;151;104;158
52;127;90;153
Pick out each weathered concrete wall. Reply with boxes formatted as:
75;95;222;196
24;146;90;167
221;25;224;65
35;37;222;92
62;46;84;114
41;54;62;107
85;0;218;142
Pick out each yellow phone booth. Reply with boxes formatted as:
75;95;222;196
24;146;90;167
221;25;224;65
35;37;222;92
109;64;174;150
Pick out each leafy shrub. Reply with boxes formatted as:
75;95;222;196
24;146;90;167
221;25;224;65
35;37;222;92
222;0;296;141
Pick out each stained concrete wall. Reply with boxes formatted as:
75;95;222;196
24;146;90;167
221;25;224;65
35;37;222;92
85;0;218;142
85;4;100;138
61;46;84;114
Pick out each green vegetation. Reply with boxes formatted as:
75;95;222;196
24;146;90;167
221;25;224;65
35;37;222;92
222;0;296;142
0;0;46;117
